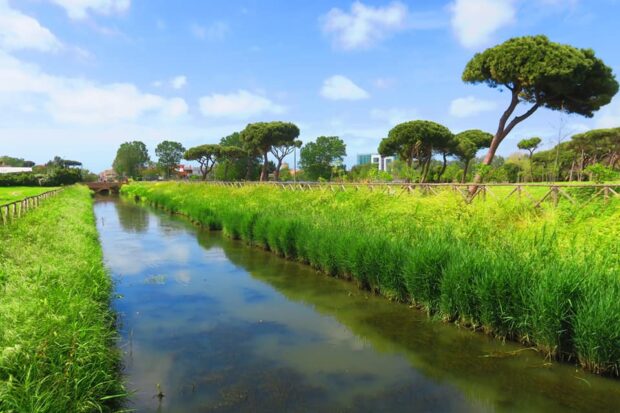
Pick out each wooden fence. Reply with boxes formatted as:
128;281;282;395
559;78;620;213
200;181;620;208
0;188;63;225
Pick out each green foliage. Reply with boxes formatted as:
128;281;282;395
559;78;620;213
0;173;41;187
155;140;186;178
462;35;618;176
584;163;619;183
518;137;542;156
300;136;347;180
0;169;82;187
46;156;82;169
184;144;222;180
454;130;493;183
122;181;620;376
40;167;82;185
0;156;35;167
379;120;453;182
463;35;618;117
112;141;150;179
0;186;123;412
240;121;300;181
217;132;261;181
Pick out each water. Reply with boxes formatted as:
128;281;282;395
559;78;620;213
94;197;620;412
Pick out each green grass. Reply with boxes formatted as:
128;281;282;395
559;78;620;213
0;185;124;412
122;181;620;377
0;187;58;204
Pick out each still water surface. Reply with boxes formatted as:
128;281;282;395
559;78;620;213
94;198;620;412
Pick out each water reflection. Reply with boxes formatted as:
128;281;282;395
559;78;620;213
94;198;620;413
114;199;150;233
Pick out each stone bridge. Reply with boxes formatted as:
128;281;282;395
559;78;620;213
86;181;125;194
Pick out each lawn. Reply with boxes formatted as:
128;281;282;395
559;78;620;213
0;186;58;204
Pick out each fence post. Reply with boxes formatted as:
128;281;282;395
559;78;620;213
604;186;610;203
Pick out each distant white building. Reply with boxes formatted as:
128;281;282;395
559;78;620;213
357;154;394;171
99;169;117;182
0;167;32;174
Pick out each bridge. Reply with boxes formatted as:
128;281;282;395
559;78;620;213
86;181;125;194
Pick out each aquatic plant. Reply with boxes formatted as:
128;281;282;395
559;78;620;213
121;181;620;377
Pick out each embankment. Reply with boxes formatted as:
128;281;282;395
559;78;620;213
0;186;123;412
122;182;620;377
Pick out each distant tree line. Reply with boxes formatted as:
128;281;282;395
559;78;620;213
110;35;618;184
0;155;97;187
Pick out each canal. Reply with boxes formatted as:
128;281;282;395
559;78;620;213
94;197;620;412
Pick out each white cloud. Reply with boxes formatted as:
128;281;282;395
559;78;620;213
48;0;131;20
191;21;229;41
321;1;408;50
0;1;62;52
449;96;497;117
171;75;187;90
373;77;395;89
449;0;515;48
370;107;418;126
320;75;369;101
0;51;187;124
198;90;285;119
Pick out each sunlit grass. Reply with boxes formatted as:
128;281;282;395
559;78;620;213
0;186;124;412
0;187;58;204
122;181;620;377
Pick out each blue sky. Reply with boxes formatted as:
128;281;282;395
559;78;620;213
1;0;620;172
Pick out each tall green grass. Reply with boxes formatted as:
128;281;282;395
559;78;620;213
122;182;620;377
0;186;124;412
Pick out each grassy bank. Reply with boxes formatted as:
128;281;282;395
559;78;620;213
122;182;620;377
0;186;123;412
0;187;58;204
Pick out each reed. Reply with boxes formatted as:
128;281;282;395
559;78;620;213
121;181;620;377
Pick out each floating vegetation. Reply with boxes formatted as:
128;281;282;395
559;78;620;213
145;274;167;285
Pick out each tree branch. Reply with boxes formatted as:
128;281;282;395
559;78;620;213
496;88;520;139
503;101;542;138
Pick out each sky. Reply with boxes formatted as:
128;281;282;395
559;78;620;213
1;0;620;172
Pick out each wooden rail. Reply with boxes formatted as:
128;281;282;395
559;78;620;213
190;181;620;208
0;188;63;225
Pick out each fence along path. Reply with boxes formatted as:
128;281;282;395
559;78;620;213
0;188;63;225
202;181;620;208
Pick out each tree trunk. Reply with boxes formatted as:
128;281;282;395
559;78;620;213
420;156;432;183
245;157;252;180
461;159;470;184
438;152;448;181
260;152;269;182
469;89;540;194
274;159;283;181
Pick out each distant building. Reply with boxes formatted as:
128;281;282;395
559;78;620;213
175;164;194;179
357;154;372;165
356;153;394;171
0;167;32;174
99;169;117;182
